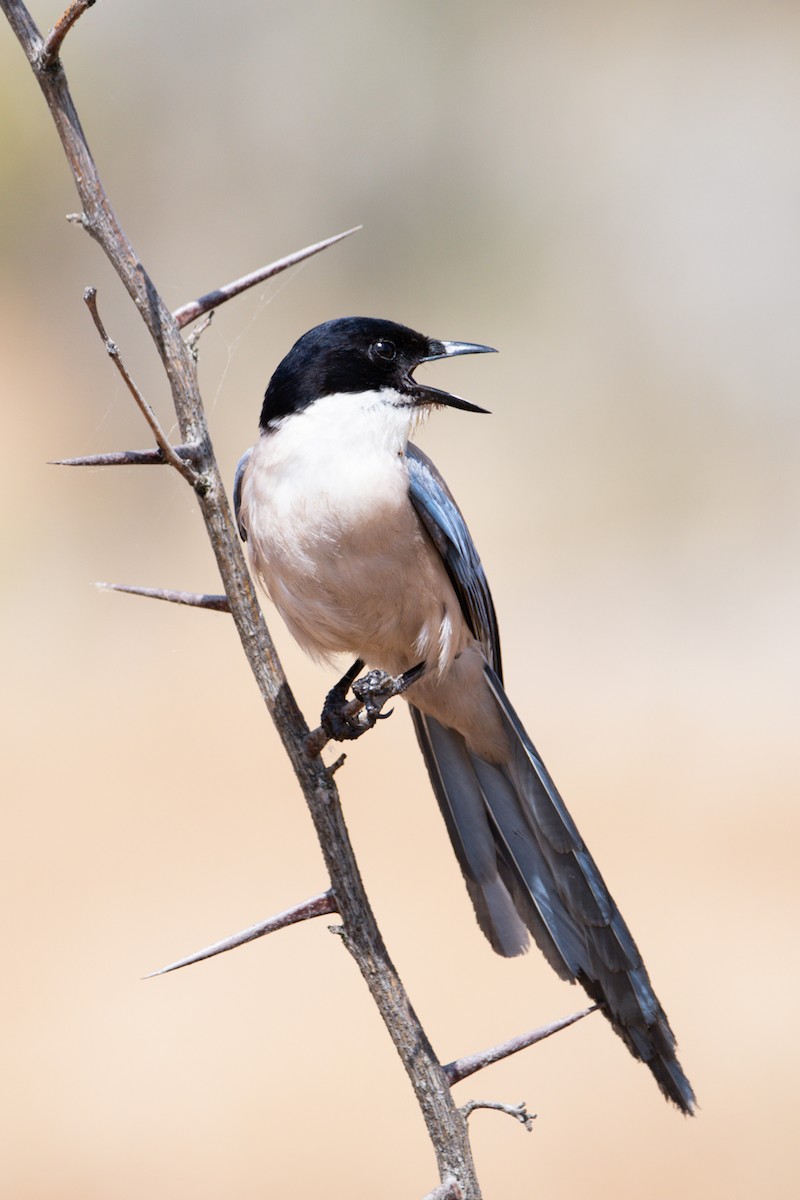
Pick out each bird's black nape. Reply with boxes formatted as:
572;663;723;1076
259;316;495;429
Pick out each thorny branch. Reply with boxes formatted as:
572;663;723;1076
1;3;595;1194
2;1;482;1192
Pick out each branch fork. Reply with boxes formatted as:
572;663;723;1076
39;0;95;70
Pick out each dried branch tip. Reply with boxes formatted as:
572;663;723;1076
186;311;215;361
459;1099;535;1132
144;891;338;977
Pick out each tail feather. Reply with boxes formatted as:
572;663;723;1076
468;754;586;978
411;709;528;957
409;667;696;1115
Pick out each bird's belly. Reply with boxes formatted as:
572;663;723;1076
263;517;426;662
244;457;462;671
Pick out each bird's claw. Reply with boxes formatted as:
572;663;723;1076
352;664;426;725
320;689;367;743
320;662;426;743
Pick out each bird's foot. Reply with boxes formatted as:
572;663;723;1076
352;661;426;726
320;659;366;742
319;660;426;743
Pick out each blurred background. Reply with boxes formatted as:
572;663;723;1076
2;2;798;1197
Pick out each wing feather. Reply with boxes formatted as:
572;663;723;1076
406;442;502;676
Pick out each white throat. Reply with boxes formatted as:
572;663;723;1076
243;388;423;561
267;388;419;465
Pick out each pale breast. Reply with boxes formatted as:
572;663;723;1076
238;408;469;674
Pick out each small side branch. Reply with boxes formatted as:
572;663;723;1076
422;1180;464;1200
145;890;338;977
39;0;95;69
51;444;202;468
444;1005;598;1086
459;1099;535;1132
186;312;214;360
172;226;362;329
83;287;204;489
96;583;230;612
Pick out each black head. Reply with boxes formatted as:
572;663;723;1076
259;316;496;430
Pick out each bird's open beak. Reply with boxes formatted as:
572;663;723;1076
422;339;497;362
413;339;496;413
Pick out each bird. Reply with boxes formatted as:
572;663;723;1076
233;315;695;1114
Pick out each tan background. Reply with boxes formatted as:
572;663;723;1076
2;2;797;1197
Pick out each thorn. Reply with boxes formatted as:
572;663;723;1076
172;226;363;328
96;583;230;612
50;444;201;468
144;890;338;977
443;1005;598;1086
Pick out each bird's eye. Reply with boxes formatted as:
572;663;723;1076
370;339;396;362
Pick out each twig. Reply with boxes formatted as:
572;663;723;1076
186;311;214;360
83;287;204;490
172;226;362;329
444;1005;597;1085
39;0;95;69
96;583;230;612
459;1100;535;1132
50;444;202;468
422;1180;464;1200
144;891;338;977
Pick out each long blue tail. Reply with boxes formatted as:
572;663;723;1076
410;664;695;1114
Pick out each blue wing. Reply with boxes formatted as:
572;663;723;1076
406;442;502;678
